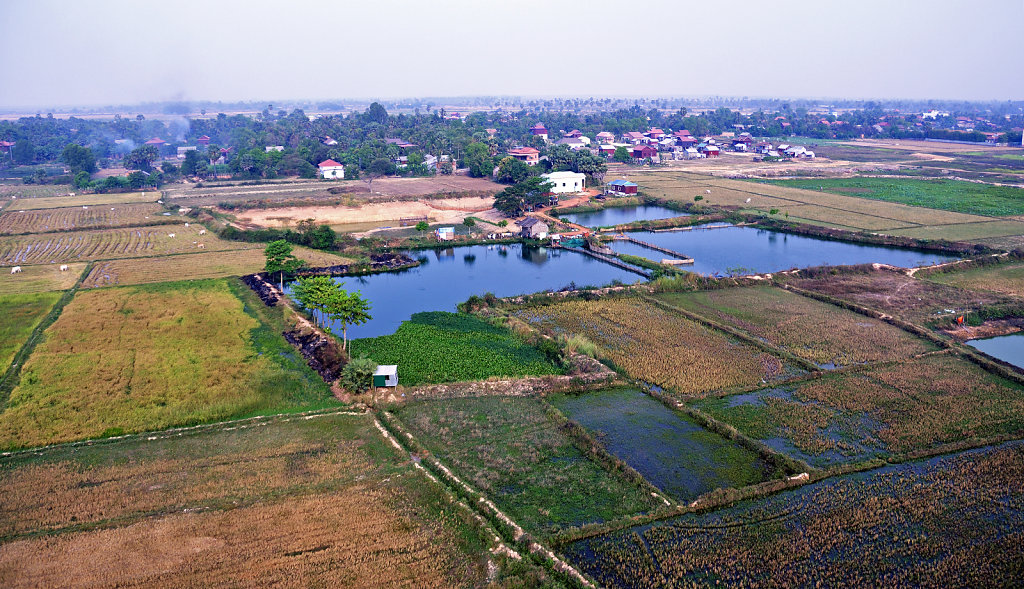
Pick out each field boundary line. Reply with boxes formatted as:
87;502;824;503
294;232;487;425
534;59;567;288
0;406;365;459
376;411;598;589
0;262;92;408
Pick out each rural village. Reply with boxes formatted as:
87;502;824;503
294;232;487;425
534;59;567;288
1;1;1023;588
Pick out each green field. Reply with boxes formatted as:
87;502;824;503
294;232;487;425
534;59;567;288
0;278;334;450
654;286;935;366
0;292;60;370
350;312;563;386
696;353;1024;466
766;177;1024;217
394;396;663;537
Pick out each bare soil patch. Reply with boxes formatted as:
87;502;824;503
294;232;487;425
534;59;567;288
233;196;498;229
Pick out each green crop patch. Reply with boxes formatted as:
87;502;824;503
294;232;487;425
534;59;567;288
0;278;334;450
350;312;563;386
394;396;663;537
655;286;936;367
0;292;60;370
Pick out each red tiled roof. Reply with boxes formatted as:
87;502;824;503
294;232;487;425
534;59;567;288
145;137;167;145
318;159;343;168
509;147;539;155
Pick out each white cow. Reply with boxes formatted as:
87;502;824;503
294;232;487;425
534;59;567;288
11;266;22;274
197;243;205;249
745;198;752;203
184;222;189;227
168;233;176;238
705;189;711;194
59;264;69;272
198;229;206;235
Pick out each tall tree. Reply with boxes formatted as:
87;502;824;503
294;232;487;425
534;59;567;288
124;145;159;171
61;144;97;174
264;239;304;289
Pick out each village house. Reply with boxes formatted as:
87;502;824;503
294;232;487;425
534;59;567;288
543;171;586;194
632;145;658;162
318;159;345;179
508;147;540;165
598;144;617;157
530;123;549;141
646;128;665;140
554;136;588;150
684;146;702;159
321;136;338;146
606;179;638;195
564;129;583;138
700;144;721;158
265;145;284;152
196;135;211;147
176;146;197;158
485;128;498;137
622;131;647;145
518;217;549;239
435;226;455;241
596;131;615;143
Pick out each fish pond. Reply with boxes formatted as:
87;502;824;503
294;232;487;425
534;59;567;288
610;224;957;275
968;333;1024;371
550;388;780;502
557;204;687;227
302;243;643;338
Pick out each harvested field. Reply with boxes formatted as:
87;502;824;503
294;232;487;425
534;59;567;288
0;203;180;234
513;297;803;397
395;396;664;537
8;192;158;211
0;414;495;588
697;353;1024;465
926;261;1024;298
655;286;936;366
767;177;1024;218
565;442;1024;588
632;171;996;234
0;184;71;199
884;220;1024;242
0;292;60;370
0;279;332;449
232;195;497;230
0;224;256;265
0;263;85;294
785;268;1015;325
165;176;502;207
82;246;352;288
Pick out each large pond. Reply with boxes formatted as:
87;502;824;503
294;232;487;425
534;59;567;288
550;388;778;502
302;244;643;338
558;204;687;227
609;224;957;275
967;333;1024;371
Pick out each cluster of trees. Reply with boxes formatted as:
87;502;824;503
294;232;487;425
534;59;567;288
223;219;337;250
493;177;554;217
291;275;372;352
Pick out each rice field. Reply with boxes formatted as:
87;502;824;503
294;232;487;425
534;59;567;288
884;220;1024;242
0;224;256;265
513;296;803;397
82;246;352;288
926;261;1024;298
0;263;85;294
0;413;498;588
654;286;936;367
696;353;1024;466
0;279;333;450
564;441;1024;588
0;203;181;234
633;171;997;234
7;191;159;211
394;396;664;537
0;292;60;370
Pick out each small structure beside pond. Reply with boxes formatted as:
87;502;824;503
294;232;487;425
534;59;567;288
374;365;398;387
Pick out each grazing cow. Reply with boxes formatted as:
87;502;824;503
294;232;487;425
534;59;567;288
82;205;88;209
184;223;189;227
168;233;176;238
11;266;21;274
197;243;205;249
69;192;76;197
198;229;206;235
745;198;751;203
59;264;69;272
705;189;711;194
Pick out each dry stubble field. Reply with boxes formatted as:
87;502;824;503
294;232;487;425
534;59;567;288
0;203;182;234
0;413;492;588
7;191;158;210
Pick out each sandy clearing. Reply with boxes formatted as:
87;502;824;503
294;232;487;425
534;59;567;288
233;196;500;228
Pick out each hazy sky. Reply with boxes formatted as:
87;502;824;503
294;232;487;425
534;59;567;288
1;0;1021;109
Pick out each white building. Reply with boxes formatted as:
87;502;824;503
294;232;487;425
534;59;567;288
318;159;345;179
542;171;586;194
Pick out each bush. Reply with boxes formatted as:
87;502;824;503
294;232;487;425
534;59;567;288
341;356;378;394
